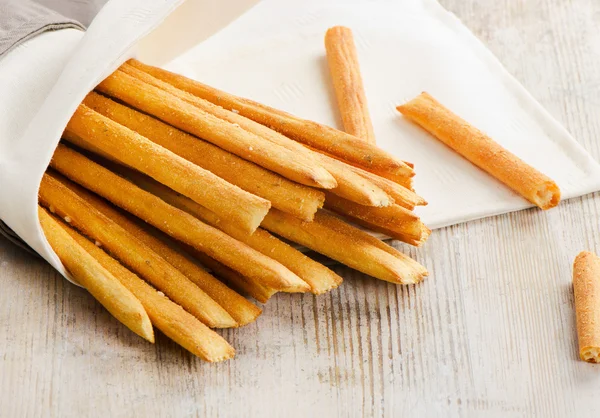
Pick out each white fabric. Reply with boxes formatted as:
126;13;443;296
0;0;599;284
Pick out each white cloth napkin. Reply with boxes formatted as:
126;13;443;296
0;0;598;283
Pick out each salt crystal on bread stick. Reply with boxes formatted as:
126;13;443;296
39;173;238;329
119;167;343;295
61;222;234;361
49;146;309;293
261;209;428;285
38;207;154;342
127;59;413;182
83;92;323;222
324;193;430;246
96;70;336;190
64;104;270;234
120;64;390;208
324;26;376;144
397;92;560;210
61;177;261;327
573;251;600;363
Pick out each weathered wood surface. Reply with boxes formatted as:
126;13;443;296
2;0;600;416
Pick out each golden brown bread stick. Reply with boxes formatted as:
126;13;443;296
96;70;337;189
61;177;261;326
39;172;237;328
324;193;429;246
62;223;235;361
120;65;390;207
39;207;154;342
573;251;600;363
261;209;428;284
325;26;376;144
123;169;343;295
397;92;560;210
49;146;309;293
127;59;414;182
64;104;270;234
83;92;323;222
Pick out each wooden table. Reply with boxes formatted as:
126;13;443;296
2;0;600;416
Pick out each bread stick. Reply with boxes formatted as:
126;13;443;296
325;26;376;144
324;193;429;246
120;64;390;207
397;92;560;210
573;251;600;363
261;209;428;284
83;92;323;222
96;70;337;189
39;207;154;342
62;224;235;361
39;172;237;328
124;169;343;295
49;146;309;293
64;104;269;234
61;177;261;326
127;59;414;182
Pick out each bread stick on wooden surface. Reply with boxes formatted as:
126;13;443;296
573;251;600;363
61;177;261;326
39;172;237;328
120;64;390;207
49;146;310;293
83;92;323;222
64;104;270;234
62;224;235;362
325;26;376;144
96;70;337;189
39;206;154;342
127;59;413;182
397;92;560;210
261;209;428;284
124;170;343;295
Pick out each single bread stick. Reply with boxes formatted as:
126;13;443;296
61;176;261;326
39;207;154;342
83;92;323;221
325;26;376;144
96;70;337;189
39;172;237;328
64;104;270;234
123;169;343;295
120;64;391;207
62;223;235;361
127;59;413;182
261;209;428;284
49;146;309;293
397;92;560;210
573;251;600;363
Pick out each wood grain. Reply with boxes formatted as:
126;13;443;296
2;0;600;416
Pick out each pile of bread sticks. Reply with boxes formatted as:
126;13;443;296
37;26;569;362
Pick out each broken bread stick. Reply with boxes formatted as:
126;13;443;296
96;70;337;189
397;92;560;210
62;223;234;361
127;59;413;182
39;206;154;342
573;251;600;363
39;172;237;329
123;169;343;295
261;209;428;284
64;104;270;234
61;177;261;327
120;64;391;208
324;193;430;246
83;92;323;222
49;146;310;293
325;26;376;144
